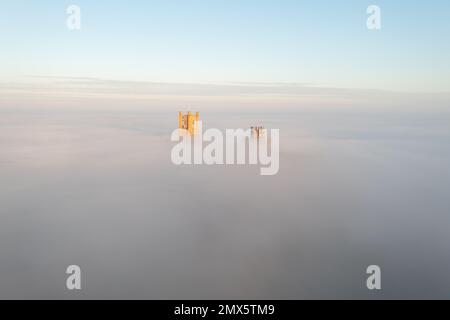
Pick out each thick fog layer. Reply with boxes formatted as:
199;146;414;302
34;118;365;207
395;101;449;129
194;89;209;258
1;106;450;299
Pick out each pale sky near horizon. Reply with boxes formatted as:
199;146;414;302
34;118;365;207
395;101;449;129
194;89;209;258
1;0;449;92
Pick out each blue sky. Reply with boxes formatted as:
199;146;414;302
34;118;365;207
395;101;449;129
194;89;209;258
1;0;449;92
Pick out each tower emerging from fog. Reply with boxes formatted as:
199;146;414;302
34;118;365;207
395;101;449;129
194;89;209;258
179;112;200;135
251;126;266;139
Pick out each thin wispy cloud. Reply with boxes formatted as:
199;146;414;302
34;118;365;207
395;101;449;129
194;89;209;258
1;76;449;112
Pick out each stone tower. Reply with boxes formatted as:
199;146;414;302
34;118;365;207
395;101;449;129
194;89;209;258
179;111;200;135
